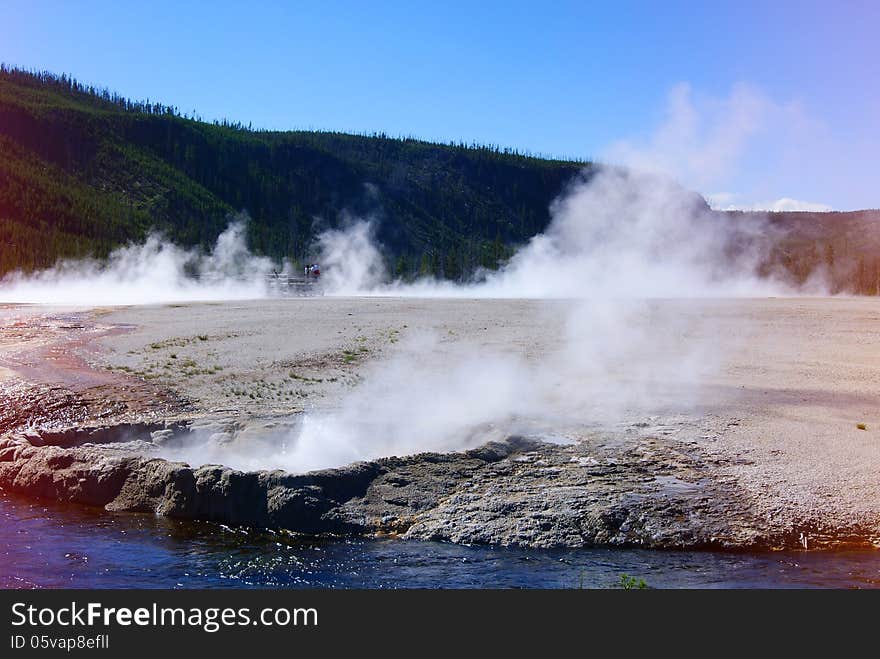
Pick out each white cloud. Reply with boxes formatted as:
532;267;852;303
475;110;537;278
708;194;833;213
605;83;776;188
604;82;832;209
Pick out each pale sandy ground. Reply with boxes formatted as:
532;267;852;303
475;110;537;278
694;298;880;538
90;296;880;543
96;297;567;418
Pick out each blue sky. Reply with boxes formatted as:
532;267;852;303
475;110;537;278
4;1;878;209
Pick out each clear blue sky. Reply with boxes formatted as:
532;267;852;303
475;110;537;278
4;1;878;209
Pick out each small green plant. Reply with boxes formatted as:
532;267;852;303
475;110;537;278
619;574;648;590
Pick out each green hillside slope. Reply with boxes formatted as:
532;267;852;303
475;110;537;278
0;67;878;292
0;67;582;278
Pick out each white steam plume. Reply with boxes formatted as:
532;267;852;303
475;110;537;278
0;220;279;306
315;220;386;295
257;297;723;472
476;168;789;298
279;169;785;469
165;165;801;473
318;167;794;300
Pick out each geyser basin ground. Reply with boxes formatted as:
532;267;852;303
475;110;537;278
1;297;880;556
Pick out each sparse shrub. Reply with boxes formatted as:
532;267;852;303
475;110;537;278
619;574;648;590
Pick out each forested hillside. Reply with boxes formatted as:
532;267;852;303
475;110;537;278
749;210;880;294
0;66;582;278
0;66;878;291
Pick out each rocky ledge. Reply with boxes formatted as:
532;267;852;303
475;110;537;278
1;423;876;550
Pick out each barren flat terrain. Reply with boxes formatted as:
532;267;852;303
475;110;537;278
1;296;878;549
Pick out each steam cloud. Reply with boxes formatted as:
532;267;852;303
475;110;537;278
0;219;278;306
315;219;386;295
319;167;791;300
0;81;825;473
164;167;802;473
273;169;784;470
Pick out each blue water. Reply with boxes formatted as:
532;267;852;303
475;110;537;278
2;491;879;589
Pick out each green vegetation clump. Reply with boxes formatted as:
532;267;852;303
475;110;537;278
618;574;648;590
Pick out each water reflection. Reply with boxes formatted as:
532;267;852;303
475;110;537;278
2;491;878;589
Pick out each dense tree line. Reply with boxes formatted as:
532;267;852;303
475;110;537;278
0;66;878;293
0;66;582;278
760;213;880;295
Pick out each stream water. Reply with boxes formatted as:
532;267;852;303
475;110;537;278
2;491;879;589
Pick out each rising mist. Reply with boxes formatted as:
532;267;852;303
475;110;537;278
161;168;803;473
0;220;279;306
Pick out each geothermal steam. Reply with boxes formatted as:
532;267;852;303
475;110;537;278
0;220;278;305
279;170;779;470
165;168;793;473
314;220;386;295
318;169;791;299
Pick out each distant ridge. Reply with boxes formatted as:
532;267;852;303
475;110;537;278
0;67;878;292
0;66;584;279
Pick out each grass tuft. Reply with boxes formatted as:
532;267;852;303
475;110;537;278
619;574;648;590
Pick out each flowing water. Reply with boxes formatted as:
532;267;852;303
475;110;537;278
2;492;879;589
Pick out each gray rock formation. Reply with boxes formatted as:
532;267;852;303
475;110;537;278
2;425;873;549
